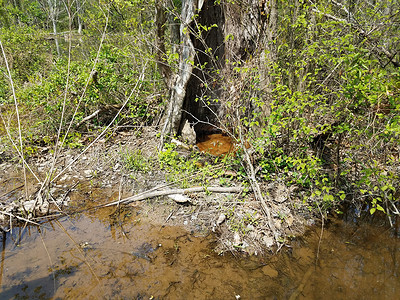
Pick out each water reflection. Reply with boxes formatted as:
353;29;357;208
0;206;399;299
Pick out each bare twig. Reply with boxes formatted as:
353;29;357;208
109;175;125;217
0;211;40;226
51;62;148;183
316;203;325;265
0;184;24;199
235;110;278;242
54;219;100;283
39;228;56;295
0;40;29;199
75;109;101;128
47;4;75;188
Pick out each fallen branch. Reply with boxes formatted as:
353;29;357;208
75;109;101;128
104;186;243;207
242;149;278;242
0;211;40;226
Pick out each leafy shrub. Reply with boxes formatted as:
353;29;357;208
235;4;400;215
0;26;53;86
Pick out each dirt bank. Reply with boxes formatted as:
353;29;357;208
0;127;317;253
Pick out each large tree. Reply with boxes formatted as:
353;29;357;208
156;0;279;238
157;0;277;140
155;0;400;230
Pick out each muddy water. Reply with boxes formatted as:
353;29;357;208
196;133;251;157
0;202;399;299
196;134;235;156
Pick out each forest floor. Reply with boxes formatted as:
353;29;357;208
0;126;317;254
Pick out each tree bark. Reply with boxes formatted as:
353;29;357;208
42;0;61;56
76;0;83;34
158;0;276;138
160;0;197;144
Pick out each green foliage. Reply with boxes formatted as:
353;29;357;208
62;132;84;149
158;143;201;188
158;143;239;188
0;0;46;28
123;149;151;172
238;0;400;213
7;35;161;135
1;0;398;221
0;25;164;162
83;0;155;33
0;26;52;87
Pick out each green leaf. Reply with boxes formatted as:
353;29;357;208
376;204;385;213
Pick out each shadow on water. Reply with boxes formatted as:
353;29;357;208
0;197;399;299
0;275;56;300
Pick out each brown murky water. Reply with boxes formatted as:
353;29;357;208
0;196;399;299
196;133;251;157
196;134;235;156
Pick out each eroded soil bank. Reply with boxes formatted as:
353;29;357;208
0;128;313;253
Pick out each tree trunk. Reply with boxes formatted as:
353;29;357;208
155;0;279;238
159;0;197;144
158;0;276;139
45;0;61;56
181;0;225;134
76;0;83;34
